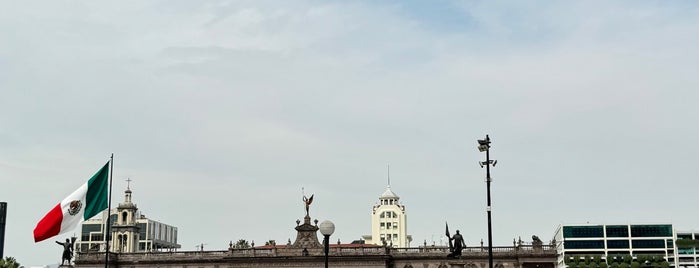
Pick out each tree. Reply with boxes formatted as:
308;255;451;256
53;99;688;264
610;262;620;268
591;256;600;264
235;239;251;249
265;240;276;246
630;261;641;268
0;256;24;268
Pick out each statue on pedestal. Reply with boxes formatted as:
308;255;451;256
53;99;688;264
303;194;314;217
445;222;466;258
56;238;74;266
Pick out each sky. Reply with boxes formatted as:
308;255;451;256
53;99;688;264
1;0;698;266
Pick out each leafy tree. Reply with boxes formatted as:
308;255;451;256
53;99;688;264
610;262;620;268
569;263;579;268
234;239;251;249
600;262;609;268
265;240;276;246
593;255;602;264
585;256;592;265
623;255;633;264
630;261;641;268
619;262;629;268
0;256;24;268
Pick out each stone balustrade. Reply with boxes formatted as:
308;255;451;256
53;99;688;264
76;245;555;263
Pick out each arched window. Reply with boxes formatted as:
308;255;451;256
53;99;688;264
122;211;128;223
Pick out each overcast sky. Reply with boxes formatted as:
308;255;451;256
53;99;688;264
1;0;698;266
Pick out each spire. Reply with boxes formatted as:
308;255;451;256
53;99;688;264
124;178;133;204
387;164;391;188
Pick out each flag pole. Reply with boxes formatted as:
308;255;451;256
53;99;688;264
105;154;114;268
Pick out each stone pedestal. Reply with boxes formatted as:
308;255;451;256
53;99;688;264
290;215;322;249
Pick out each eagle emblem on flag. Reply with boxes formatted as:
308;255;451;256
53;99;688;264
68;200;82;216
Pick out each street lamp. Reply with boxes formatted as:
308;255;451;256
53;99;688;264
478;135;496;268
319;220;335;268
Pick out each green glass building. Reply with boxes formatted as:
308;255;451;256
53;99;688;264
553;224;676;268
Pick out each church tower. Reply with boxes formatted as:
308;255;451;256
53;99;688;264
111;180;140;253
362;168;412;247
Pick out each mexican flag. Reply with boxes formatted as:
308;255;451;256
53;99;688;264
33;162;110;242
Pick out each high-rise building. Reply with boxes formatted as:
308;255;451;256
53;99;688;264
74;185;180;253
554;223;676;267
676;231;699;268
362;182;412;247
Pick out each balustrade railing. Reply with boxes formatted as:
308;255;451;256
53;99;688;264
76;244;556;262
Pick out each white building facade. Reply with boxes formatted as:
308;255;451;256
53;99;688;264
554;224;676;268
676;231;699;268
362;185;412;247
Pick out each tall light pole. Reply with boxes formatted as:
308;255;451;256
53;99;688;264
478;135;497;268
319;220;335;268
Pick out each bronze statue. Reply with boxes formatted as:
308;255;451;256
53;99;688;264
447;230;466;258
302;194;313;216
532;235;542;243
56;238;73;265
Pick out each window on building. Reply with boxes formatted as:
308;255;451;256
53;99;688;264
678;248;695;255
380;212;385;218
393;234;398;240
380;234;385;240
563;226;604;238
122;212;128;223
393;222;398;229
630;225;672;237
607;240;629;249
392;212;398;218
564;240;605;249
631;239;666;248
90;234;103;241
138;222;147;239
606;225;629;237
677;234;693;240
381;222;386;230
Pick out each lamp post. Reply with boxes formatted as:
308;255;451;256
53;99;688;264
478;135;497;268
319;220;335;268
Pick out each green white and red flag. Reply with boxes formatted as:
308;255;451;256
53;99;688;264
33;162;110;242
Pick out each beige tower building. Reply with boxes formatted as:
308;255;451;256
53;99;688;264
111;185;139;252
362;182;412;247
75;184;180;253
